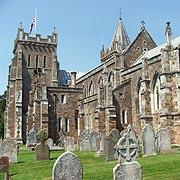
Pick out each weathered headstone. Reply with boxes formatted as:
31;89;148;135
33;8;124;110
26;127;38;147
0;139;17;163
156;128;171;154
47;138;53;149
52;151;83;180
95;132;107;157
0;156;9;180
64;136;75;152
106;128;120;161
35;130;50;161
114;125;142;180
89;131;99;150
78;130;99;151
142;124;156;157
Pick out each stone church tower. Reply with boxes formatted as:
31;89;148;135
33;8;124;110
4;23;59;143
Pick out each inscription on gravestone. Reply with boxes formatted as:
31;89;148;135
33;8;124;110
52;151;83;180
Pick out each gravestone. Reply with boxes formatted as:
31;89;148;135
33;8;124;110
106;128;120;161
47;138;53;149
0;139;17;163
114;125;142;180
52;151;83;180
142;124;156;157
0;156;9;180
156;128;171;154
64;136;75;152
95;132;107;157
26;127;38;147
35;130;50;161
78;130;99;151
89;131;99;150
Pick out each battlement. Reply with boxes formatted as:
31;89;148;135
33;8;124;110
14;22;58;52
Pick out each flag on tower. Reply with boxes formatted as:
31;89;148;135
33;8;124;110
29;17;36;34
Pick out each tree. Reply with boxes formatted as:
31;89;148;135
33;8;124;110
0;91;6;138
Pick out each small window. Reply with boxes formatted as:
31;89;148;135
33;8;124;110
65;118;69;132
61;95;66;104
28;54;31;67
43;56;46;68
122;109;127;124
36;55;38;67
57;117;62;132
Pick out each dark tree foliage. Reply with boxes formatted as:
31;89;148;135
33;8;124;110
0;91;6;138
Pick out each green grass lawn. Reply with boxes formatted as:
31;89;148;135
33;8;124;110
1;149;180;180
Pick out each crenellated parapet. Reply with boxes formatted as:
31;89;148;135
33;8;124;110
13;22;58;53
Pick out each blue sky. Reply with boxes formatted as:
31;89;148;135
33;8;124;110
1;0;180;94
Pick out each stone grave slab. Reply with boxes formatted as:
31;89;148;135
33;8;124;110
47;138;53;149
142;124;156;157
52;151;83;180
0;156;9;180
156;128;171;154
64;136;75;152
35;130;50;161
0;139;17;163
26;127;38;147
106;128;120;161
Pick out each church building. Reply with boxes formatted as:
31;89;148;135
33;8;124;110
4;18;180;144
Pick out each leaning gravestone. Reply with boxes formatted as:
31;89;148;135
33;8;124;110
26;127;38;148
52;151;83;180
156;128;171;154
142;124;157;157
64;136;75;152
114;125;142;180
0;139;17;163
35;130;50;161
106;128;120;161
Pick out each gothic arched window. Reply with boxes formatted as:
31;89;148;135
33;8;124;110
153;74;161;112
108;71;115;87
89;81;94;96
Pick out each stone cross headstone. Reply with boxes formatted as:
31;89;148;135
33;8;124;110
52;151;83;180
26;127;38;148
106;128;120;161
156;128;171;154
47;138;53;149
113;125;142;180
95;132;107;157
64;136;75;152
0;156;9;180
35;130;50;161
142;124;157;157
0;139;17;163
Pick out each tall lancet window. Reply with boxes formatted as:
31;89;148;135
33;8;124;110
153;75;161;112
89;81;94;96
108;71;114;87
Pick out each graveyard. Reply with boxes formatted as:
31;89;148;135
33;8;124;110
0;126;180;179
0;147;180;180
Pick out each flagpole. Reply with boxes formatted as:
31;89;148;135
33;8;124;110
35;8;38;34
